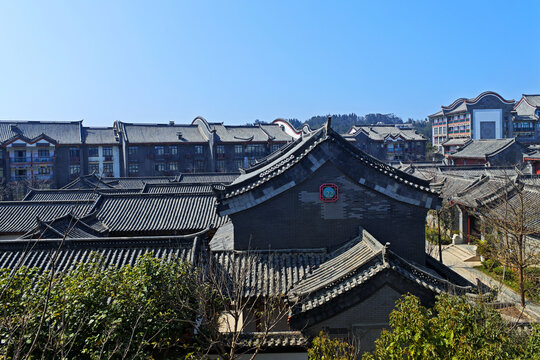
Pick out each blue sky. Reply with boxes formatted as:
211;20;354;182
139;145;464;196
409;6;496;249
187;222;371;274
0;1;538;126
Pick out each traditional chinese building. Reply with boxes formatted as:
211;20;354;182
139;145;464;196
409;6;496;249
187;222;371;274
0;122;477;355
429;91;516;150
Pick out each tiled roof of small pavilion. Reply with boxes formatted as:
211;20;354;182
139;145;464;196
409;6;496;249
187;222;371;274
288;229;476;319
449;138;519;159
217;123;440;215
0;200;95;235
0;234;201;272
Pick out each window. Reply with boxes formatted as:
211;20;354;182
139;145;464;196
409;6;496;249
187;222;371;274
234;145;243;155
216;160;225;172
88;147;99;157
69;165;80;175
103;163;113;174
16;169;26;177
69;147;80;158
128;146;138;156
271;144;281;153
38;166;51;175
168;162;178;171
155;162;165;172
155;146;164;155
217;145;225;154
38;149;49;158
169;146;178;155
88;163;100;173
103;147;113;157
235;159;243;169
245;144;265;156
194;160;205;172
128;163;139;174
195;145;204;154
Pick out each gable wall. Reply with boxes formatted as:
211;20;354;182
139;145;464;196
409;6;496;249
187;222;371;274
231;162;428;264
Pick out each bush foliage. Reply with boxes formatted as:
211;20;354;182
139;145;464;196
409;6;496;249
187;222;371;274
0;254;220;359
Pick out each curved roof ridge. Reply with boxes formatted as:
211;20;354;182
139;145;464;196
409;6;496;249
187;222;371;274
465;91;514;105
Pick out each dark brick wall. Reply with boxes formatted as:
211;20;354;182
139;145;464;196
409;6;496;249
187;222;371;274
231;161;428;264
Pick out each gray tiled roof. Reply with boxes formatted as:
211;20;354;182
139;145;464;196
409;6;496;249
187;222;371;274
208;124;293;143
219;125;437;210
289;229;476;315
211;248;328;297
22;188;139;201
94;193;227;234
450;138;517;159
62;174;173;190
83;127;119;144
120;122;207;143
174;173;239;184
0;200;95;234
0;121;83;145
513;95;540;121
143;183;214;194
20;213;108;239
349;125;426;141
0;236;196;272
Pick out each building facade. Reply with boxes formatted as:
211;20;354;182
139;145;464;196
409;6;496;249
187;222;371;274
429;91;516;149
448;138;528;166
0;118;293;188
511;94;540;144
115;117;293;177
344;124;427;162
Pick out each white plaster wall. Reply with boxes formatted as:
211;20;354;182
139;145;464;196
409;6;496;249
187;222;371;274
113;146;120;177
473;109;502;139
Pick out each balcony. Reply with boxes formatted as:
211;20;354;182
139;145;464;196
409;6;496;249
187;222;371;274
69;156;80;163
36;156;53;163
10;157;31;163
104;155;113;162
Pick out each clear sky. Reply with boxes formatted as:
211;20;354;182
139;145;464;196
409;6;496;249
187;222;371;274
0;1;538;126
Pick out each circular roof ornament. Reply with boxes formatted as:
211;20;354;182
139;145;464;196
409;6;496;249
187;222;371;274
320;183;338;203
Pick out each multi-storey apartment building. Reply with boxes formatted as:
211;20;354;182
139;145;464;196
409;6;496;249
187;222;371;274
115;117;293;176
0;121;86;188
344;124;427;162
0;118;293;186
82;127;122;177
511;94;540;144
428;91;516;150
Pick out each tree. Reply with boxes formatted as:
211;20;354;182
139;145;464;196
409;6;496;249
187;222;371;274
475;177;540;307
0;255;218;359
308;332;356;360
362;294;533;360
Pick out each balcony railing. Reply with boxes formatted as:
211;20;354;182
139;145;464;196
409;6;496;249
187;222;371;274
36;156;53;162
10;157;31;163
